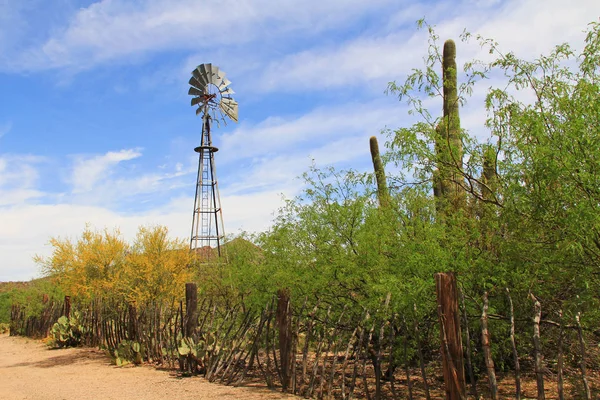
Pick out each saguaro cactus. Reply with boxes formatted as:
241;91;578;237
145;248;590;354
481;145;497;202
478;145;498;251
434;39;465;217
369;136;390;207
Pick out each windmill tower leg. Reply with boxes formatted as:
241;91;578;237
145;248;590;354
190;115;226;260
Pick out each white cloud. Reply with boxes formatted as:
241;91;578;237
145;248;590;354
466;0;599;58
257;31;426;93
255;0;600;93
71;148;142;192
0;154;45;205
219;100;403;164
0;188;290;281
9;0;400;71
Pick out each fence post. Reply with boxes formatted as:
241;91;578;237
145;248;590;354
128;302;138;341
435;272;466;400
276;288;293;392
185;283;198;337
64;296;71;319
9;304;18;336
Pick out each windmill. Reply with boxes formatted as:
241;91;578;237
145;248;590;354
188;63;238;259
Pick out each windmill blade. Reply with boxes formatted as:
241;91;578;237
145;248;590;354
192;66;208;87
191;96;205;106
210;65;221;85
218;78;232;91
215;69;226;82
189;76;206;90
221;97;237;107
213;69;226;88
219;98;238;122
199;64;211;82
188;87;204;96
205;64;216;84
219;104;238;123
195;107;203;116
220;87;235;96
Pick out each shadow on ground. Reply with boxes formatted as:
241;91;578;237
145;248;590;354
6;348;110;369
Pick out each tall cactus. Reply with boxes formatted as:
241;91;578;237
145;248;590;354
481;145;497;203
479;145;498;251
434;39;465;217
369;136;390;208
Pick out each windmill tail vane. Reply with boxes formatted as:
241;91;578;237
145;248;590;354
188;63;238;261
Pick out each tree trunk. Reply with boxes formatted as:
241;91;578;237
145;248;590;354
530;294;545;400
481;292;498;400
435;272;466;400
507;288;521;400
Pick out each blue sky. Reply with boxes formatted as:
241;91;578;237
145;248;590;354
1;0;598;281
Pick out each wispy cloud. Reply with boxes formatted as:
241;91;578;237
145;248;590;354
0;154;46;205
219;100;403;164
257;31;425;93
0;121;12;139
71;148;142;193
256;0;600;94
8;0;400;72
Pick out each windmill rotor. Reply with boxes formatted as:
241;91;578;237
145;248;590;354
188;63;238;123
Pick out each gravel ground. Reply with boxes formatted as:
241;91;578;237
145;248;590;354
0;334;294;400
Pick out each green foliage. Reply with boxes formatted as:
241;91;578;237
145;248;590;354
385;20;600;301
50;312;85;348
253;165;444;316
0;292;11;323
7;279;64;320
0;322;9;334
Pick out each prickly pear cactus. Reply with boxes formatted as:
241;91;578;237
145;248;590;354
50;312;85;348
111;339;145;366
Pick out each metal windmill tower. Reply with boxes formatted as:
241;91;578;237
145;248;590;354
188;64;238;258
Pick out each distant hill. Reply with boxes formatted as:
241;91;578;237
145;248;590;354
191;237;263;263
0;276;50;293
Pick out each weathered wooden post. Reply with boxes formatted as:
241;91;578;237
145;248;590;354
435;272;466;399
9;304;18;336
184;283;199;374
185;283;198;337
128;302;138;341
276;288;293;391
64;295;71;319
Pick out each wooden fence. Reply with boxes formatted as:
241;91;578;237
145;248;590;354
10;277;598;399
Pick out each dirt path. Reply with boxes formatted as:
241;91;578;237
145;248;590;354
0;334;294;400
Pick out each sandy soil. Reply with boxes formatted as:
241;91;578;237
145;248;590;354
0;334;295;400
